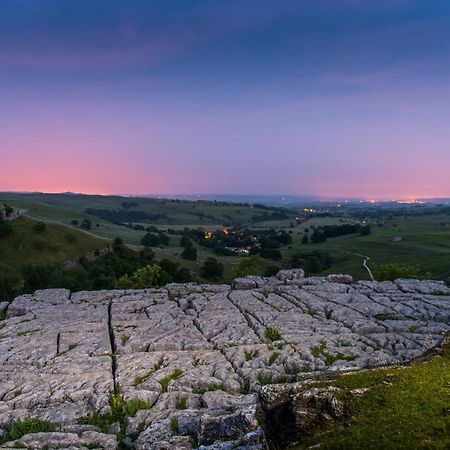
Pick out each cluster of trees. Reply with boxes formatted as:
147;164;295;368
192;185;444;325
71;219;94;230
85;208;169;224
180;234;197;261
141;230;170;247
290;250;334;274
0;238;194;300
306;223;371;244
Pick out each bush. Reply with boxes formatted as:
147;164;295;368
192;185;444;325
0;217;12;239
115;264;162;289
373;263;430;282
181;246;197;261
0;417;56;444
141;233;161;247
80;219;92;230
0;263;22;301
32;221;46;233
201;258;224;280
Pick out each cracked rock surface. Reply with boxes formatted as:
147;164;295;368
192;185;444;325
0;272;449;449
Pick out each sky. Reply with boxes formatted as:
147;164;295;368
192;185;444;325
1;0;450;199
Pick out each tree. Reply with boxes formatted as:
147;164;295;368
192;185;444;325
360;225;371;236
115;264;162;289
228;255;261;280
0;264;22;301
259;248;282;260
3;204;13;217
141;233;161;247
311;228;326;243
32;222;46;233
80;219;92;230
264;265;280;277
373;264;430;282
71;219;79;226
304;256;323;273
301;235;309;244
181;246;197;261
0;217;12;239
180;235;192;248
201;258;224;280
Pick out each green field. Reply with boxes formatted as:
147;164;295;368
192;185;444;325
0;216;108;272
281;215;450;280
2;193;450;282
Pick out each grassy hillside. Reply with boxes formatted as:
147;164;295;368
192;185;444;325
291;339;450;449
0;216;108;272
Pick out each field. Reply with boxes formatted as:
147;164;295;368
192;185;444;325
1;193;450;282
281;215;450;280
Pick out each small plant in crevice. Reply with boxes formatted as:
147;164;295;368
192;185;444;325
265;327;282;342
244;349;259;361
170;416;179;434
121;335;130;345
158;369;184;392
132;357;165;386
257;371;273;386
267;352;280;366
176;396;187;410
192;384;225;395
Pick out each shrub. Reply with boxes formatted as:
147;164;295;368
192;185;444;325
265;327;282;342
201;257;224;280
32;222;46;233
373;263;430;282
0;417;56;444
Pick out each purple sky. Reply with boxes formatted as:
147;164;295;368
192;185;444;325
1;0;450;199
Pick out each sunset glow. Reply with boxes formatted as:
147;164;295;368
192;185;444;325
1;1;450;198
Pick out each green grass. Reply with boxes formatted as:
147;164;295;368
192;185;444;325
291;340;450;449
158;369;183;392
132;358;164;386
265;327;283;342
0;417;56;444
0;216;108;273
280;214;450;280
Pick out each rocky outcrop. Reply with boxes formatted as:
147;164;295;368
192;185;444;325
0;271;449;449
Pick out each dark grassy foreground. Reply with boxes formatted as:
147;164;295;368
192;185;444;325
292;339;450;450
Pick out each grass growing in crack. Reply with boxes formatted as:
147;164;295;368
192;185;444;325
407;325;417;333
265;327;282;342
176;396;187;410
244;349;259;361
257;372;273;385
16;329;40;337
191;384;225;395
121;335;130;345
80;388;151;448
374;313;397;321
0;417;56;444
268;352;280;366
132;358;164;386
158;369;183;392
170;416;179;434
311;340;357;366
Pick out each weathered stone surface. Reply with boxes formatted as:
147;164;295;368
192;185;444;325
0;272;448;448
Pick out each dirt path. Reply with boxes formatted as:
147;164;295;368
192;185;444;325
342;250;375;281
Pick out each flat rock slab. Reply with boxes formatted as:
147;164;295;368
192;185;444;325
0;273;449;449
